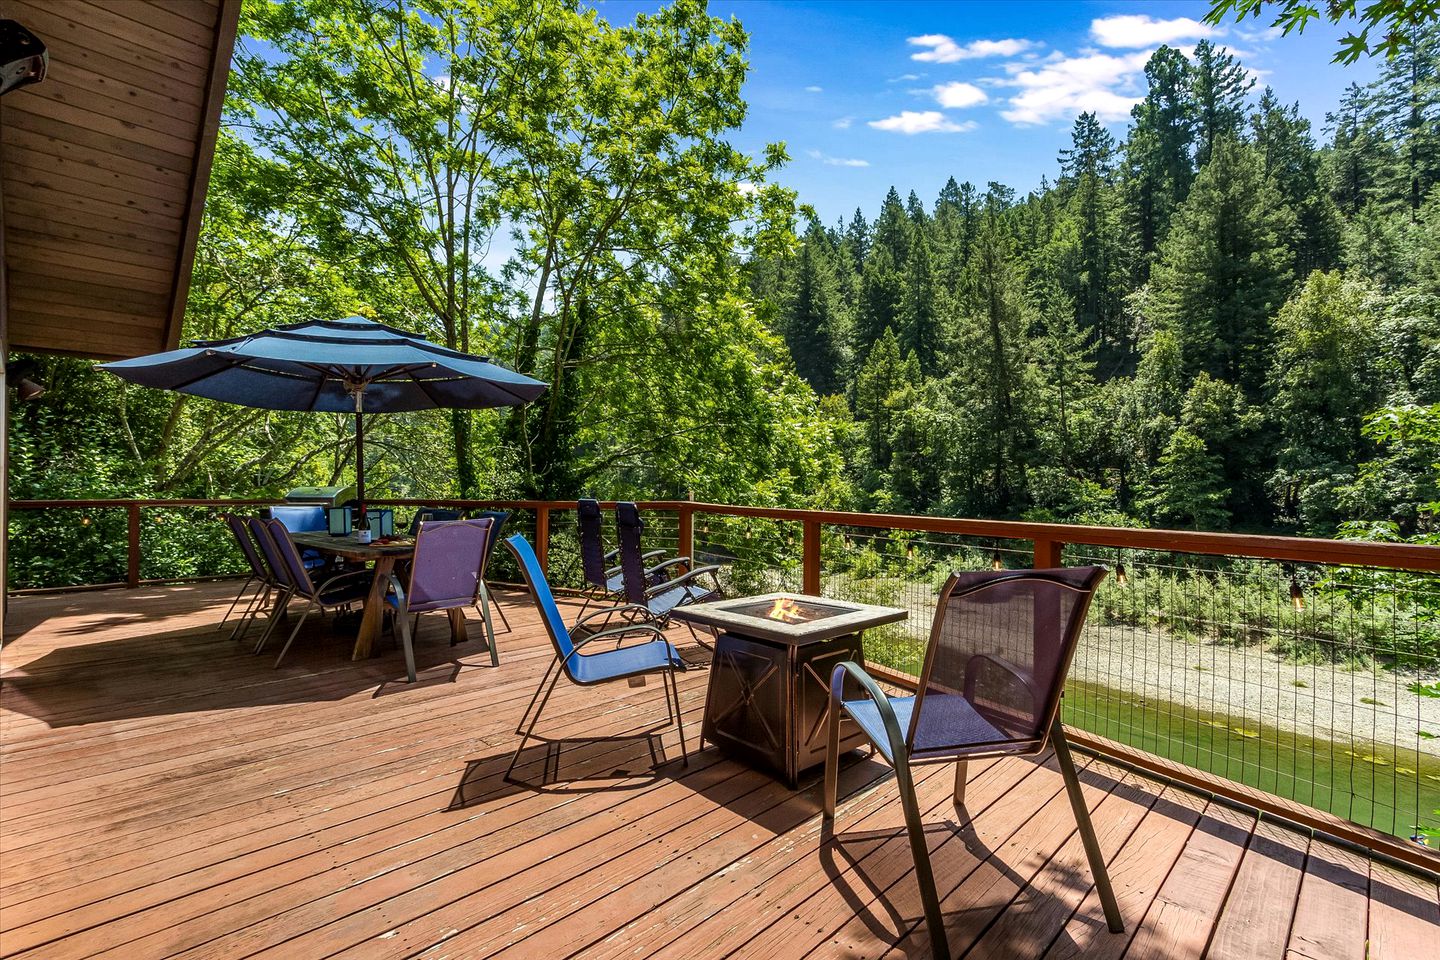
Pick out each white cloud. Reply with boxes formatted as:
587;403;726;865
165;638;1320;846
807;149;870;167
908;34;1036;63
868;111;977;134
997;49;1152;125
805;85;823;93
832;115;854;129
1090;15;1215;48
889;72;923;83
736;181;759;197
1236;25;1284;43
931;81;989;108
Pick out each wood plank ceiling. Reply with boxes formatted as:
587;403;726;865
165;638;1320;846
0;0;239;359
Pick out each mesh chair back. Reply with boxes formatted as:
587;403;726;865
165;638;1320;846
409;507;464;536
577;499;609;589
248;516;294;590
613;502;650;604
910;566;1106;758
223;513;266;579
408;518;491;612
263;518;317;599
505;534;575;665
472;510;511;580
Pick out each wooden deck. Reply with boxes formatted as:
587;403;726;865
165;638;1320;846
1;581;1437;960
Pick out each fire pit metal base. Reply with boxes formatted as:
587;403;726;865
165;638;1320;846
673;593;908;788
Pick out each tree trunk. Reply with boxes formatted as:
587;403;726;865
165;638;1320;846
451;408;476;496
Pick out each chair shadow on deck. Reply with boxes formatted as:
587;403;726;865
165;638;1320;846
448;731;681;809
815;754;1142;956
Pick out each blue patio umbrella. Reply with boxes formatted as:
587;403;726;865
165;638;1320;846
101;316;547;513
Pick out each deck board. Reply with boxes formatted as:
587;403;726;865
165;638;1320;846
1;581;1435;959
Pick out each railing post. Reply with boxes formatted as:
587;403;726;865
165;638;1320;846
127;503;142;588
535;505;550;576
678;502;694;565
1034;538;1064;569
803;518;822;596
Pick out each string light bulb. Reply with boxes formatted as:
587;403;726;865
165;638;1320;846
906;543;915;560
991;550;1004;571
1115;562;1128;587
1290;578;1305;612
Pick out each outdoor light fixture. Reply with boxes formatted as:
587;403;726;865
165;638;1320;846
1115;562;1128;587
0;20;46;96
1290;578;1305;612
6;360;46;402
991;549;1004;571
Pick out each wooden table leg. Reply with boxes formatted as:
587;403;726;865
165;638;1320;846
446;607;469;646
352;556;396;661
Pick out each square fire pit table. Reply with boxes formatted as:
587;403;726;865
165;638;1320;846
671;593;908;788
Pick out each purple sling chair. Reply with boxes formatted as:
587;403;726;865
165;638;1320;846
262;518;384;674
244;515;297;652
823;566;1121;960
218;513;272;640
390;517;497;672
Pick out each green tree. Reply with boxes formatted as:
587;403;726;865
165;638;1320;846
1269;271;1383;527
1149;138;1295;397
1123;46;1196;268
1142;428;1232;529
1253;88;1342;275
1190;39;1255;166
784;221;852;395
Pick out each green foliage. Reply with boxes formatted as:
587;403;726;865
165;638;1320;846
1206;0;1440;63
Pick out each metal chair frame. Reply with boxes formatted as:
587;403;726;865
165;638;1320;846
822;568;1122;960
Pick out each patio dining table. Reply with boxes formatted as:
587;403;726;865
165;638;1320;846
288;532;473;660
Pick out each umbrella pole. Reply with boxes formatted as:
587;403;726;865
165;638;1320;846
354;410;366;519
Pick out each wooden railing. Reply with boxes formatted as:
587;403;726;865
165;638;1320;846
14;496;1439;590
8;496;1440;873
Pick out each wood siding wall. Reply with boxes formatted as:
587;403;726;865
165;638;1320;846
0;0;237;360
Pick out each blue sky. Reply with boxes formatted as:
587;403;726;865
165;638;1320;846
600;1;1380;226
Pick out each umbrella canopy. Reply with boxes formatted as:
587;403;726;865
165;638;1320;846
101;316;547;512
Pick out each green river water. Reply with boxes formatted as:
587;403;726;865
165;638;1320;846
1061;678;1440;841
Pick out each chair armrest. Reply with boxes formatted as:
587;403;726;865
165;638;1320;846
573;603;649;633
644;564;723;600
644;556;693;578
314;567;376;595
829;661;909;762
962;654;1041;716
604;550;668;580
603;547;620;564
571;622;666;653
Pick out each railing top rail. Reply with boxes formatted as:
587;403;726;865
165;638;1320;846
12;497;1440;572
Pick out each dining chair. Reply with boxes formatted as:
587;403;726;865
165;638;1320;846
822;566;1120;960
504;532;688;781
470;509;513;642
409;506;465;536
391;517;497;669
245;515;298;652
262;518;396;675
217;512;271;640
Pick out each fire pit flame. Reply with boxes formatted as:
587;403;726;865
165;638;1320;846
766;596;805;623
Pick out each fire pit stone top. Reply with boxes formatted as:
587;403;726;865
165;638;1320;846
670;592;908;645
